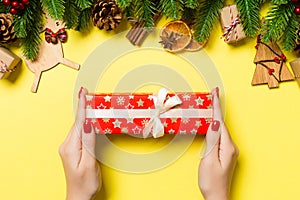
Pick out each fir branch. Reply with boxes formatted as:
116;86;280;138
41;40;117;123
194;0;224;43
261;2;295;43
159;0;184;20
182;7;196;25
236;0;260;37
76;8;93;31
258;0;267;4
41;0;65;19
17;0;44;60
185;0;199;9
116;0;133;8
63;0;80;29
271;0;288;4
135;0;156;27
75;0;93;10
0;3;9;13
22;29;41;60
280;12;298;51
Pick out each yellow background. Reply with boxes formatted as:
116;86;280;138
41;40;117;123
1;3;300;200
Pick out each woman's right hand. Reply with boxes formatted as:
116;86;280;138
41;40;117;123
198;88;239;200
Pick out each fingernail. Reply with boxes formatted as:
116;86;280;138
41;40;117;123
211;120;220;132
215;87;219;98
83;120;91;133
78;87;83;99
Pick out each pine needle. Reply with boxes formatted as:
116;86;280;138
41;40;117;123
236;0;260;37
41;0;65;19
76;8;93;31
159;0;184;20
194;0;224;43
135;0;156;28
280;12;298;51
116;0;133;8
63;0;80;29
185;0;199;9
262;2;295;43
75;0;93;10
271;0;288;4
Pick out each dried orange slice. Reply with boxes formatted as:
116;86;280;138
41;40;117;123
185;39;206;52
160;20;192;53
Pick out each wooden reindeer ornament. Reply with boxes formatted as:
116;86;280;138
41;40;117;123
24;13;80;93
252;36;294;88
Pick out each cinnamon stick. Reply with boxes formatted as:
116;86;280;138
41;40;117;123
126;14;160;46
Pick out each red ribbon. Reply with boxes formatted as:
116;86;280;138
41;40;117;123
221;5;240;42
45;28;67;44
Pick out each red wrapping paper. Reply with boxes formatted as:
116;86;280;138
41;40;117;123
85;91;213;136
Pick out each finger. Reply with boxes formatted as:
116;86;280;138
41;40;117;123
59;124;82;166
219;122;238;167
81;123;97;164
211;87;223;122
200;120;221;160
75;87;88;138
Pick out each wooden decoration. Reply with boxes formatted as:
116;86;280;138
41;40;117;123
290;58;300;87
0;46;21;79
23;13;80;93
252;37;294;88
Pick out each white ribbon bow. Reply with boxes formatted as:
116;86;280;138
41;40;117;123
143;88;182;138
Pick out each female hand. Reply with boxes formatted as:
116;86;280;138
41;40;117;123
59;87;101;200
198;88;239;200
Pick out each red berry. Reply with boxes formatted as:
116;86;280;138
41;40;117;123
295;7;300;15
11;1;19;8
292;0;299;4
21;0;29;5
3;0;11;6
18;2;24;10
9;7;17;15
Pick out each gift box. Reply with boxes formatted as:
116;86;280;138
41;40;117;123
85;88;213;138
0;46;21;79
220;4;246;43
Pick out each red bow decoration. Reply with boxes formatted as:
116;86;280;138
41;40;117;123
45;28;67;44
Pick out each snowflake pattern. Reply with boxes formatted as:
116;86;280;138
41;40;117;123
117;96;125;105
104;128;112;134
141;119;149;126
182;118;190;124
182;94;191;101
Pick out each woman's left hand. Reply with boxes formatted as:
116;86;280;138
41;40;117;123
59;87;101;200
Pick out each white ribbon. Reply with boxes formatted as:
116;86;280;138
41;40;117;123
142;88;182;138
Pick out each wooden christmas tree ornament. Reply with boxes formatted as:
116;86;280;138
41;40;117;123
290;58;300;87
23;13;80;93
252;36;294;88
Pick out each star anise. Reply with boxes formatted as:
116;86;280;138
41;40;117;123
159;30;183;51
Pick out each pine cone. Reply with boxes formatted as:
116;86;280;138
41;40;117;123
0;13;17;44
92;0;122;31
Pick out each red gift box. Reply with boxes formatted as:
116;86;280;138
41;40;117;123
85;88;213;138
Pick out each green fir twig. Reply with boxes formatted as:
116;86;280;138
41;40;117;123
262;2;295;43
236;0;260;37
194;0;224;43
